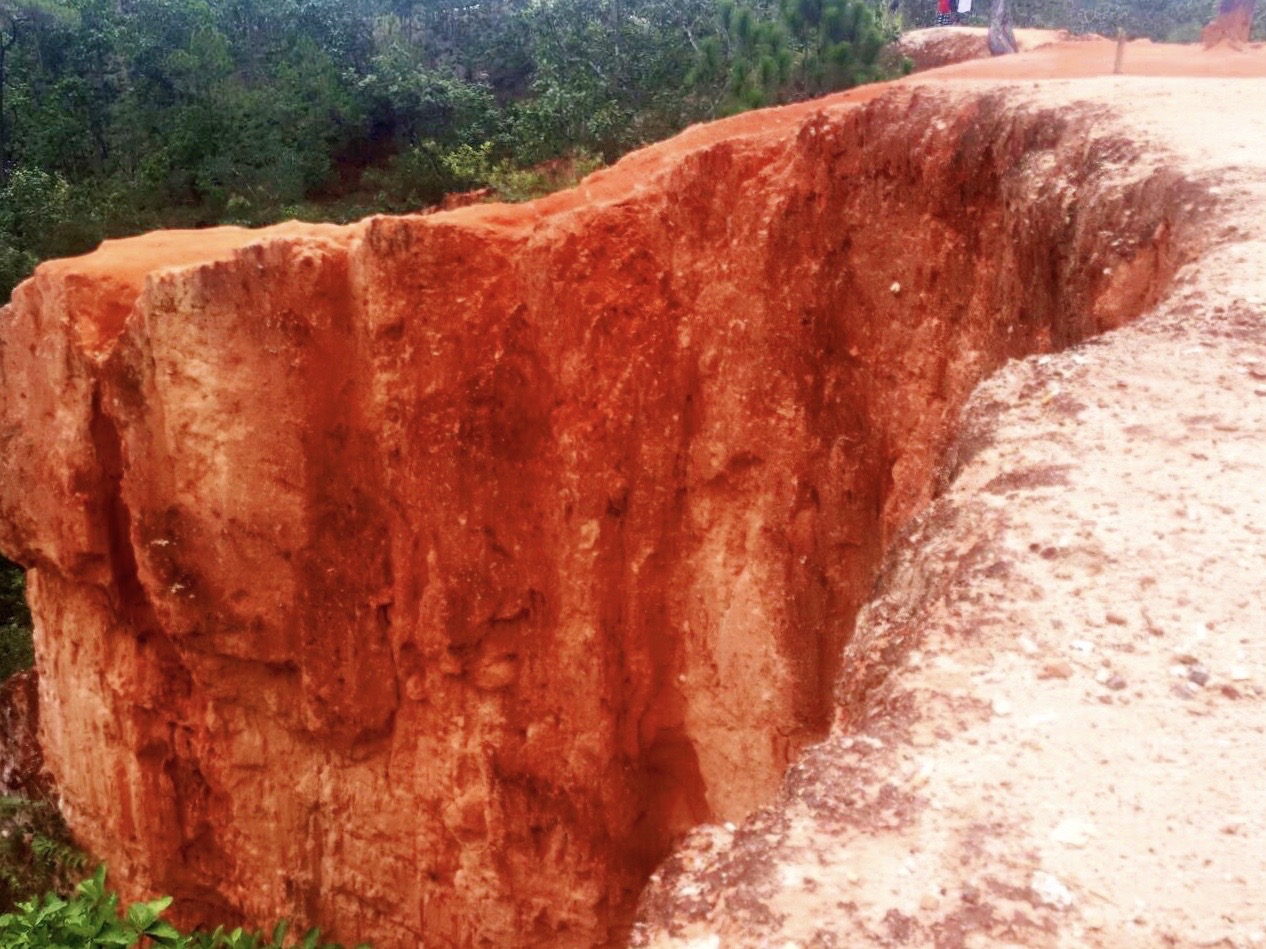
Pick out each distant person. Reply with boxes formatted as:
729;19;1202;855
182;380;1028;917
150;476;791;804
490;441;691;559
937;0;957;26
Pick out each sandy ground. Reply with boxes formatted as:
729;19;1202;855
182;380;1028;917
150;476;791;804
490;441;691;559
632;43;1266;949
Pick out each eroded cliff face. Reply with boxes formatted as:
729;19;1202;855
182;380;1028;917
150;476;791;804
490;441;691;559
0;84;1202;946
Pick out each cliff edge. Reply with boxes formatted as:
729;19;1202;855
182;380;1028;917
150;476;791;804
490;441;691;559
2;39;1266;948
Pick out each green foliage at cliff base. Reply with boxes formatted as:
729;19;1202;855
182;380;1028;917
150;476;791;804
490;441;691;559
0;864;370;949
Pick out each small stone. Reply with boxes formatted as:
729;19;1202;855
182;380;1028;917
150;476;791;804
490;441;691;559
1094;668;1112;685
1083;909;1106;931
1032;871;1075;909
1106;613;1128;626
1051;819;1095;848
919;894;940;912
1038;659;1074;680
890;281;902;294
1221;684;1243;700
1018;637;1039;656
1107;674;1127;691
1175;653;1199;666
1188;665;1211;687
1230;666;1252;682
962;885;981;905
991;697;1013;716
1171;682;1196;701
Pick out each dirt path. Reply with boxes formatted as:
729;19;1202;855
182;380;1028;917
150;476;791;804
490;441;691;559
632;47;1266;949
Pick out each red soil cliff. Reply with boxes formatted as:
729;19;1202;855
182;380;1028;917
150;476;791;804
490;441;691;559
0;44;1230;946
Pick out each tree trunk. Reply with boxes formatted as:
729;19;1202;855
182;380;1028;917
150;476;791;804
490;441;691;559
1203;0;1256;46
988;0;1017;55
0;34;10;184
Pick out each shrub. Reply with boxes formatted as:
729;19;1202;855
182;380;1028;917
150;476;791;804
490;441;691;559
437;143;604;204
0;865;369;949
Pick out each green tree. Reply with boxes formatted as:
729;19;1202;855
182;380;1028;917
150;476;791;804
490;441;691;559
989;0;1016;53
691;0;893;114
513;0;717;159
0;0;76;180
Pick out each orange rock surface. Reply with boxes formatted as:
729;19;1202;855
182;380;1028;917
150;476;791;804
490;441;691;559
1203;0;1256;46
0;670;45;797
2;38;1265;948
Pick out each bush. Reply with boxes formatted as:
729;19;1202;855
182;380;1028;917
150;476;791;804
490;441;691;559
484;151;605;203
0;865;369;949
439;143;605;203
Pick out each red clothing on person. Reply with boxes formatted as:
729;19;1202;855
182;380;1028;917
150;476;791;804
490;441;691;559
938;0;952;12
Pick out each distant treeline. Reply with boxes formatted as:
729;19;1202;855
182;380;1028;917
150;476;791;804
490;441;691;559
0;0;907;299
0;0;1255;301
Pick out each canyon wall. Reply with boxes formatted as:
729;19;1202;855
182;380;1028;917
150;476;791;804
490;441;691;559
0;85;1200;946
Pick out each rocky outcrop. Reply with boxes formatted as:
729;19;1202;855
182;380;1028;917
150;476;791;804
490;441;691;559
0;78;1204;946
1203;0;1255;46
0;670;46;797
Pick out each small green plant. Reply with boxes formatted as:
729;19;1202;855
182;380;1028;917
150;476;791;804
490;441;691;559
0;795;87;913
438;143;605;204
0;865;369;948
